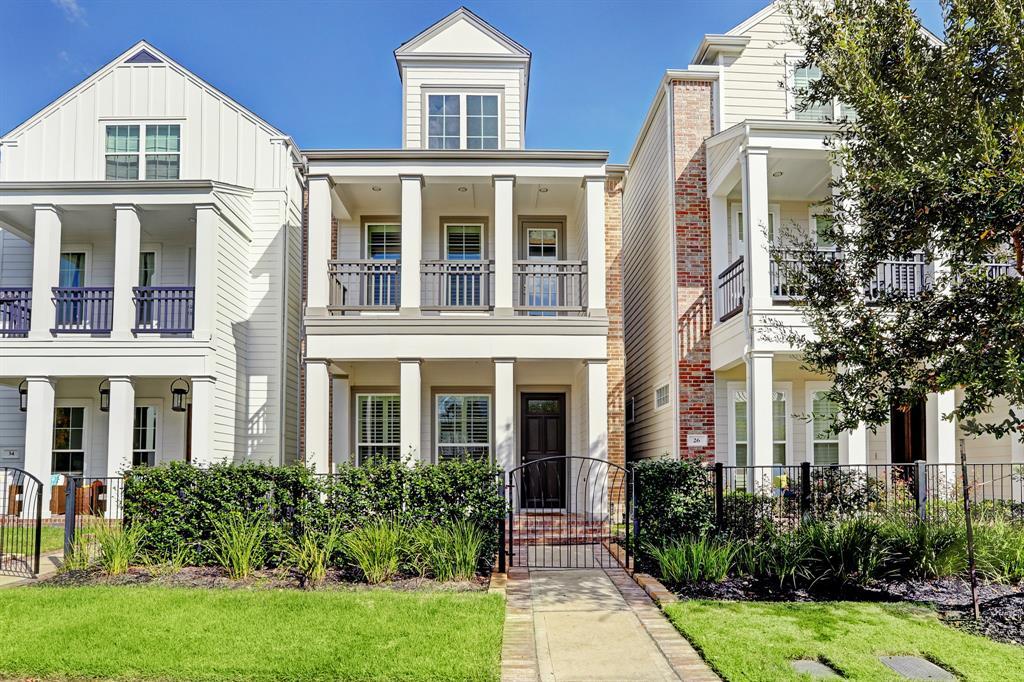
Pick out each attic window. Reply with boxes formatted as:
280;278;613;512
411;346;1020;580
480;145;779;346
427;93;499;150
125;49;162;64
105;123;180;180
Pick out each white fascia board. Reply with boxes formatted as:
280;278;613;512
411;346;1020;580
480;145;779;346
309;160;607;182
0;341;213;378
305;333;608;362
691;34;751;64
725;1;780;36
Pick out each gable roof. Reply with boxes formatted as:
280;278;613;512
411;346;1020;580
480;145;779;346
395;7;531;61
2;40;292;144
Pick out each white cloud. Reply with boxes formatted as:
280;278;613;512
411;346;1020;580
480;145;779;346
52;0;87;26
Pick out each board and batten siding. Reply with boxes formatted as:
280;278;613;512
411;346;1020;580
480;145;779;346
721;8;801;127
622;96;677;459
403;66;523;150
0;58;286;188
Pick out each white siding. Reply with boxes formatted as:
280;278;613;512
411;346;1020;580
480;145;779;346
621;97;676;459
721;7;802;126
212;214;250;462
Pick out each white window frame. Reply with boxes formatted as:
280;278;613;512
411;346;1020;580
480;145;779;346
434;393;492;463
422;90;503;150
355;393;400;465
785;54;842;122
131;400;162;468
727;381;792;467
58;245;91;287
443;222;485;260
525;226;559;262
364;223;401;260
52;400;90;479
98;118;185;180
805;381;842;465
730;203;781;258
808;209;838;249
653;382;671;412
139;244;162;286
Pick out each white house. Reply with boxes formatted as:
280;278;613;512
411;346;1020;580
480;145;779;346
621;1;1024;473
0;43;304;515
300;8;626;512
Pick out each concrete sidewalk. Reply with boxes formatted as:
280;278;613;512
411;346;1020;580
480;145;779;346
0;551;61;589
502;561;719;681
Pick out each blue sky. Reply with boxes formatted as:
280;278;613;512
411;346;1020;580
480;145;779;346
2;0;943;163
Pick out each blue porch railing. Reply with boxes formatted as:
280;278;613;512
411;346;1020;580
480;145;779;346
52;287;114;334
0;287;32;337
132;286;195;334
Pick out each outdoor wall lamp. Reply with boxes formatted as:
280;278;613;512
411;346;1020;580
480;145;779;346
170;378;190;413
98;379;111;412
18;379;27;412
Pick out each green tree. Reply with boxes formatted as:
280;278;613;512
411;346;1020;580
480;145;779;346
779;0;1024;440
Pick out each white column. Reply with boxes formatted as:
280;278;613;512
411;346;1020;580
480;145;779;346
23;377;55;517
306;175;332;315
746;351;774;491
304;361;330;473
105;377;135;477
741;147;772;310
710;194;729;320
399;175;423;315
927;390;957;464
29;205;61;339
192;204;219;341
845;424;868;465
493;175;515;315
188;377;216;465
584;176;606;315
331;374;351;470
586;360;610;515
399;359;422;464
1012;407;1024;464
494;358;516;473
111;205;141;339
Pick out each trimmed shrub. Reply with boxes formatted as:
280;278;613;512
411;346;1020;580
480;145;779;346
633;458;714;561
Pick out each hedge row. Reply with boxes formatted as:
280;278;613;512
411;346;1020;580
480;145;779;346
122;460;504;565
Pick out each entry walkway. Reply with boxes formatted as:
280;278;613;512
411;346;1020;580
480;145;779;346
501;555;719;681
0;551;61;588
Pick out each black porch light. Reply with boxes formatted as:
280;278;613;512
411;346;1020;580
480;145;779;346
98;379;111;412
170;378;189;413
18;379;27;412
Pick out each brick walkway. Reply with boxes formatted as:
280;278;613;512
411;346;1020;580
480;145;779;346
500;557;718;681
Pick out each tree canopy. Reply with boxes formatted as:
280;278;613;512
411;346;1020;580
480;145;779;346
781;0;1024;440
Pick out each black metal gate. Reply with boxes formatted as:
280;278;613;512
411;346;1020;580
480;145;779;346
504;456;634;569
0;467;43;577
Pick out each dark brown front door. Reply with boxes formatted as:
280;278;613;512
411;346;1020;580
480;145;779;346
520;393;566;509
891;401;926;464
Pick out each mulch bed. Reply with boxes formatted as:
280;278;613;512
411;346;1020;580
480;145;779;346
42;566;489;592
672;577;1023;646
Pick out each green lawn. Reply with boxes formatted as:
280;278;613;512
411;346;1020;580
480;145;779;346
665;600;1024;682
39;525;65;553
0;586;504;681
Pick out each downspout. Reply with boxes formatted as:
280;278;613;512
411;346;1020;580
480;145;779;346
295;155;309;466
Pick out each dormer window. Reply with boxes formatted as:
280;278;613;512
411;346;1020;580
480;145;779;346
105;123;181;180
427;93;499;150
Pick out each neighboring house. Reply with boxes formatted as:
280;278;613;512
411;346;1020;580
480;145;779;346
621;1;1024;470
300;8;625;500
0;43;304;515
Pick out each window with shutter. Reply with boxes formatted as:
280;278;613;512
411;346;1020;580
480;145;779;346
436;394;490;461
356;394;401;464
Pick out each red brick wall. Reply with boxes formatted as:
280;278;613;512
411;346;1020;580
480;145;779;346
671;80;716;461
605;174;626;472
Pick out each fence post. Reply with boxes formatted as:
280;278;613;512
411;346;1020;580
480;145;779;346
799;461;812;522
713;463;724;532
632;470;640;559
33;482;42;575
63;476;77;560
497;475;506;574
915;459;928;522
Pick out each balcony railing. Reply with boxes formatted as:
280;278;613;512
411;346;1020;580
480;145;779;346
987;261;1021;279
52;287;113;334
717;257;744;322
132;286;195;334
513;261;587;316
0;287;31;337
768;249;930;303
328;260;400;313
421;260;494;311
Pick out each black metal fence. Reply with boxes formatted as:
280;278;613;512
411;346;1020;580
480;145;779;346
62;477;125;561
0;467;42;576
713;461;1023;535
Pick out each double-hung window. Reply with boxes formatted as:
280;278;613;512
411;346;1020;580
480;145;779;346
730;386;789;489
810;389;841;465
436;394;490;461
811;213;836;248
105;124;181;180
132;406;157;467
788;56;857;122
356;394;400;464
427;93;499;150
52;406;86;477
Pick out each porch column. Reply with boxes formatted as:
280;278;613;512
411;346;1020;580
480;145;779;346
494;358;516;474
29;205;61;339
746;351;774;489
927;391;957;464
1012;407;1024;464
304;361;330;473
709;194;729;320
331;374;351;469
105;377;135;477
584;176;606;316
493;175;515;315
399;175;423;315
193;204;219;341
188;376;216;465
586;359;610;516
741;147;772;310
306;175;332;315
399;359;422;464
845;424;868;466
23;377;55;517
111;205;141;339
